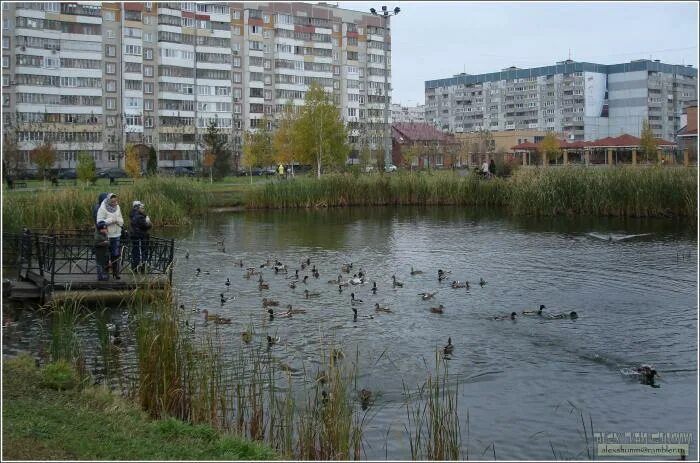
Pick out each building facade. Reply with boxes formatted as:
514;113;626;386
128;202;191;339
1;1;392;172
391;103;424;123
425;59;697;142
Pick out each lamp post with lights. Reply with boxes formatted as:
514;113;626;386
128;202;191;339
369;5;399;170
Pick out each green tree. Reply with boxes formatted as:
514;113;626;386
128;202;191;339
203;119;231;179
146;146;158;175
273;100;297;176
76;152;96;184
124;144;142;178
538;132;560;166
30;143;56;181
293;82;349;178
639;119;658;163
242;117;274;182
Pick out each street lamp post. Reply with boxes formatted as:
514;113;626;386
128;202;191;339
370;6;400;171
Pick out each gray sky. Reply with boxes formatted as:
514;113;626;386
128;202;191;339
334;1;699;106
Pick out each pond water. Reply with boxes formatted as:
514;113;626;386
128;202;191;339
4;207;697;460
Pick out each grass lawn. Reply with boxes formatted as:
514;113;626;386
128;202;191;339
2;354;277;461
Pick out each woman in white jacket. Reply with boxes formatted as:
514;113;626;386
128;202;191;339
96;193;124;279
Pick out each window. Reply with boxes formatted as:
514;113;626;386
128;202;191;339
233;72;241;83
106;97;116;109
233;57;241;67
106;30;115;39
264;75;271;85
143;15;151;25
143;32;153;42
144;116;154;128
144;99;153;110
104;11;115;21
106;80;117;92
144;82;153;94
2;56;8;68
106;62;116;74
233;88;242;99
106;116;116;127
232;26;241;36
144;65;153;77
106;44;116;57
124;44;142;56
263;14;270;23
144;48;153;60
232;10;240;19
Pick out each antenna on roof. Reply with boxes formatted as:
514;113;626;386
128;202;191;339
568;48;571;60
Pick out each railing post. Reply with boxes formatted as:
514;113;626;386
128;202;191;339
168;238;174;285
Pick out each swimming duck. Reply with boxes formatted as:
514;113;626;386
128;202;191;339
430;304;445;314
392;275;403;288
237;259;244;267
494;312;517;321
202;309;220;321
258;281;270;290
351;293;363;304
328;274;342;284
285;304;307;315
225;277;231;287
451;280;466;289
341;262;353;273
351;307;373;321
196;268;201;276
350;274;362;285
410;266;424;275
220;293;228;304
634;365;660;385
302;275;309;284
304;289;321;299
465;280;470;290
267;308;292;320
443;337;454;355
262;298;279;307
267;335;280;345
372;281;377;294
241;330;253;343
358;388;372;406
479;277;486;287
338;284;343;293
185;251;189;259
214;316;232;325
522;304;546;316
374;303;393;313
437;269;451;282
289;281;297;289
419;291;438;300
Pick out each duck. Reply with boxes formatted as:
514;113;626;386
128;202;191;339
273;263;287;274
289;281;297;289
351;307;373;321
522;304;546;316
341;262;353;273
267;335;280;345
202;309;220;321
358;388;372;404
392;275;403;288
258;281;270;290
220;293;228;304
241;330;253;343
634;365;661;385
214;316;232;325
285;304;307;315
419;291;437;300
437;269;451;282
350;292;363;304
302;275;309;285
451;280;466;289
267;308;291;320
225;277;231;287
350;274;362;285
185;251;189;259
262;298;279;308
494;312;517;321
371;281;377;294
237;259;244;268
430;304;445;314
374;303;393;313
338;284;343;293
479;277;487;287
443;337;454;355
304;289;321;299
328;274;342;284
410;266;424;275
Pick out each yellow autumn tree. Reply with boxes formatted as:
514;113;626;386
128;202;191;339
124;144;141;178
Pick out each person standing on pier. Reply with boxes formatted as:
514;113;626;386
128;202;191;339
95;221;110;281
96;193;124;279
129;201;152;273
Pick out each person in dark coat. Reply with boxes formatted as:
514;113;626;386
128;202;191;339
92;192;108;228
129;201;152;273
95;221;110;281
489;159;496;177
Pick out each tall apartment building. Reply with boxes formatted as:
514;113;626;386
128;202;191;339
425;59;697;141
1;1;392;171
391;103;425;123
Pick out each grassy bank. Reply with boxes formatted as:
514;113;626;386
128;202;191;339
246;167;697;218
2;354;277;460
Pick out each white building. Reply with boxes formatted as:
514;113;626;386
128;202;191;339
391;103;425;123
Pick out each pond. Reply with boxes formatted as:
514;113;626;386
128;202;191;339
4;206;697;460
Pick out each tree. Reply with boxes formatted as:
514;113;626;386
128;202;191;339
146;146;158;175
202;148;216;183
402;144;421;173
639;119;658;164
477;129;495;161
358;140;372;172
2;130;22;176
273;100;298;176
242;117;274;182
293;82;349;178
76;152;96;184
538;132;560;166
30;143;56;181
203;119;231;180
124;144;142;178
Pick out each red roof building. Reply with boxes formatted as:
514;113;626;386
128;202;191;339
392;123;458;168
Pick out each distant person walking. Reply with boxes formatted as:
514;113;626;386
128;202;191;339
96;193;124;279
278;163;285;179
129;200;152;273
481;160;490;177
489;159;496;177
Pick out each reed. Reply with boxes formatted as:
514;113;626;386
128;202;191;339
2;177;212;232
404;353;462;460
42;296;90;380
245;167;697;218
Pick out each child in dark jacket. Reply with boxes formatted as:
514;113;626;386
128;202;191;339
95;221;110;281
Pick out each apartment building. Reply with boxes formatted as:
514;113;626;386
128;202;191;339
1;1;392;172
425;59;697;142
391;103;425;123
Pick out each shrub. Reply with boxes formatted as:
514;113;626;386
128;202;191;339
42;360;80;390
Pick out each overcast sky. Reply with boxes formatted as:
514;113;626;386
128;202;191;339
334;1;699;106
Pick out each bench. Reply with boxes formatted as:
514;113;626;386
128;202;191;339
13;181;27;189
111;178;134;185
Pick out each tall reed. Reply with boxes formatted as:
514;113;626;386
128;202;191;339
404;353;462;460
42;296;90;380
